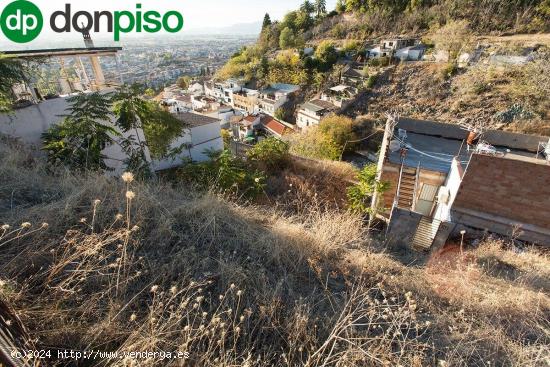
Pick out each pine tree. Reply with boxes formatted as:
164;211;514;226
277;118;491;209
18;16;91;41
262;13;272;29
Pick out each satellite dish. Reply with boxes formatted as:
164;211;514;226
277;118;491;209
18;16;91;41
389;140;401;152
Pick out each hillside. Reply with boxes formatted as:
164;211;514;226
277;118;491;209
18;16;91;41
354;52;550;135
1;125;549;365
217;1;550;134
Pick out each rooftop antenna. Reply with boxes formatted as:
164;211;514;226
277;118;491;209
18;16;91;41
81;23;94;49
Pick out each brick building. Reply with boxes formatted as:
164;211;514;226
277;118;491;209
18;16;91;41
376;117;550;250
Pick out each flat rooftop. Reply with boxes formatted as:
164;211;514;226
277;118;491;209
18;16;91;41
174;112;220;127
391;118;550;172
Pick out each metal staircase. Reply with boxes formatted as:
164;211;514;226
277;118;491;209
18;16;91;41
396;166;417;210
412;217;441;251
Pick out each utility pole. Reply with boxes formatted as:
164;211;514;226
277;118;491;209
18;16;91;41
367;114;397;231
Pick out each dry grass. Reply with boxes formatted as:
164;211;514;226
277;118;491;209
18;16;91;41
0;140;549;366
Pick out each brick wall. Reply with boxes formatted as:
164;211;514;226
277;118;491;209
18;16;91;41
453;154;550;229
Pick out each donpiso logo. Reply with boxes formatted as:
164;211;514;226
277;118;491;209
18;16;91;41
0;1;184;44
0;0;43;43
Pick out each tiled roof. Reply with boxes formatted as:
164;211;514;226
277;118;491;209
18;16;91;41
263;117;287;137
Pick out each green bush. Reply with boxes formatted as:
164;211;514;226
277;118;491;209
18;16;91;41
179;150;265;199
366;74;378;88
440;63;458;80
246;137;290;172
347;164;389;214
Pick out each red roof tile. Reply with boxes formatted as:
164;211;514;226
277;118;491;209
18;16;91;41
264;118;287;136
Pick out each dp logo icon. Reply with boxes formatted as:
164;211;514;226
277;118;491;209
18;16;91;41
1;0;43;43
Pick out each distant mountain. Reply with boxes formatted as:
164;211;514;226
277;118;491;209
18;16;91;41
184;21;262;36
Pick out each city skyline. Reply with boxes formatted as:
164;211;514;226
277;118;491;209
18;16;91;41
0;0;338;49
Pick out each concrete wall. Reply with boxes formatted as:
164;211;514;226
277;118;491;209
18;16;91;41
433;158;464;222
151;122;223;171
297;110;321;129
386;207;423;250
451;153;550;246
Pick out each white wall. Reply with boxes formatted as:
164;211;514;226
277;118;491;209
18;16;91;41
433;158;463;222
151;122;223;170
297;110;320;129
0;96;149;176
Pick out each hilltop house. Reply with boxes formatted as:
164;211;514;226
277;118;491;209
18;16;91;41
258;83;300;116
375;118;550;251
320;85;358;109
341;66;366;87
297;99;338;129
368;38;419;59
233;89;259;114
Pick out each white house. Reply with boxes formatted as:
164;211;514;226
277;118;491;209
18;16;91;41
258;83;300;116
297;99;337;129
187;82;205;95
321;85;357;109
231;115;262;141
153;112;223;170
163;94;192;114
203;107;244;129
192;95;220;112
395;45;426;61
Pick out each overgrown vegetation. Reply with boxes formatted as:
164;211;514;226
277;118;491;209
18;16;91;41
288;115;357;160
347;163;389;214
178;150;266;199
0;139;548;366
0;55;31;112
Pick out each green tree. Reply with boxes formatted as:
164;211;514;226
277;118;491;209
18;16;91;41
315;41;339;71
279;27;296;49
0;54;28;112
176;76;191;89
336;0;347;13
300;0;315;14
262;13;272;29
317;114;356;153
315;0;327;18
274;108;286;121
112;84;184;167
42;92;118;171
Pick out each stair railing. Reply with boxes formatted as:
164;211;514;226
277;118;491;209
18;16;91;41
394;160;405;209
411;162;420;212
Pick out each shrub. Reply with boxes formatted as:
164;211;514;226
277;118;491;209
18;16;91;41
289;115;356;161
366;74;378;88
440;62;458;80
317;115;356;153
347;164;389;214
179;150;265;199
246;137;290;172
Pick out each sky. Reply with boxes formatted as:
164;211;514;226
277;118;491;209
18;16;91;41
0;0;338;49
